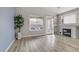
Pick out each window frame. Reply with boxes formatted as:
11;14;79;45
29;17;44;32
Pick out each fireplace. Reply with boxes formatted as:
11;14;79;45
63;28;71;37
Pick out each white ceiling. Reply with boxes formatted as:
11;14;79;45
17;7;78;16
41;7;77;14
56;7;77;13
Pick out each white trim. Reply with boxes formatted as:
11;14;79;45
22;34;45;38
22;33;52;38
5;39;15;52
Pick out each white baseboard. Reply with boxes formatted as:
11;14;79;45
22;34;46;38
5;39;15;52
22;33;52;38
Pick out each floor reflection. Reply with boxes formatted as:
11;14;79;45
8;34;79;52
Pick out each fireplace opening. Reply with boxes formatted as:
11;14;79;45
63;28;71;37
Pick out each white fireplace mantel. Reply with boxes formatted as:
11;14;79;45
59;24;79;39
60;23;79;27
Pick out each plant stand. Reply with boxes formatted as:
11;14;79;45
18;32;22;39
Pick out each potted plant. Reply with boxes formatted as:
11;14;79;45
14;15;24;39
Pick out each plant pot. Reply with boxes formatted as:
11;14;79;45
18;32;22;39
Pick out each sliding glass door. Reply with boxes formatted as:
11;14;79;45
46;17;54;34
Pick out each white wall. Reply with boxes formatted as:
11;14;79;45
76;13;79;24
63;14;76;24
0;7;16;51
16;7;48;37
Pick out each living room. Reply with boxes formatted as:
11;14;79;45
0;7;79;52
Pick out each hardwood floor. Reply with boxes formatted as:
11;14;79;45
8;35;79;52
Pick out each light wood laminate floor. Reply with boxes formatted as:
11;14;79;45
8;35;79;52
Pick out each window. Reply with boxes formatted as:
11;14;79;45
29;17;43;31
